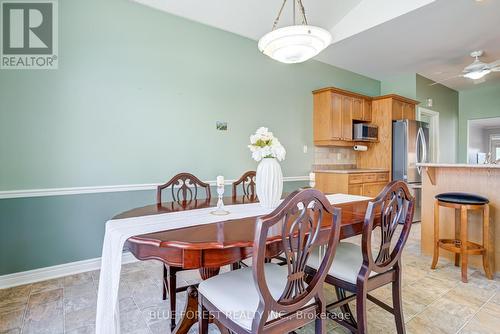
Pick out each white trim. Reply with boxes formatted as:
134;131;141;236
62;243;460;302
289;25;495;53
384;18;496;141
489;133;500;161
0;176;309;200
467;119;472;164
417;107;440;163
0;252;138;289
0;184;159;199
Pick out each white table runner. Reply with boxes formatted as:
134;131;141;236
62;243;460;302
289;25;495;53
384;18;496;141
95;193;371;334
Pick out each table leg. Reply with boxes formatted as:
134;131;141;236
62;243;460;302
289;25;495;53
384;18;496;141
171;267;224;334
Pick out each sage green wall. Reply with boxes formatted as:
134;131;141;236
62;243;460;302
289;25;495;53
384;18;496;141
0;0;380;192
458;82;500;163
0;0;380;275
381;74;417;99
416;74;459;163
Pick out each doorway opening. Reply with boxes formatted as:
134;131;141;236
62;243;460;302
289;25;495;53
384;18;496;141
467;117;500;164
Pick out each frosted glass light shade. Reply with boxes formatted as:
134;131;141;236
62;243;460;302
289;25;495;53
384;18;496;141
258;25;332;64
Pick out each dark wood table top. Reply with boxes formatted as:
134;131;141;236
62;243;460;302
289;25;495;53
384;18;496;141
121;196;370;252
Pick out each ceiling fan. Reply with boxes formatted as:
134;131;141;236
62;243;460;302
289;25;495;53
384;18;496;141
430;50;500;86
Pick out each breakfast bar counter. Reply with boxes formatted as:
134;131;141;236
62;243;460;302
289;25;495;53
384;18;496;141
418;163;500;274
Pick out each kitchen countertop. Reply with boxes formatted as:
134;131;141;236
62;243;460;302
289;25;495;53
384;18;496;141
314;168;389;174
417;163;500;169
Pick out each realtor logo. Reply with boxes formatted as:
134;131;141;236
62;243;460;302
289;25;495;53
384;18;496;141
1;0;58;69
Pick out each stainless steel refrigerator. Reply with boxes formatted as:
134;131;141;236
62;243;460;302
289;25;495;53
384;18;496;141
392;120;430;222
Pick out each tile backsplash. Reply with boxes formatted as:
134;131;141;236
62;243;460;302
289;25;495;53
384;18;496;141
313;146;356;165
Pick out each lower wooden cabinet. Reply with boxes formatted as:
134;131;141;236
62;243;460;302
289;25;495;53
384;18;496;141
315;172;389;197
348;184;363;195
361;182;387;197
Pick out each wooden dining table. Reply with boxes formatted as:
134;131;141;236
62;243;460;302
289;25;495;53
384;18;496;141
119;195;371;334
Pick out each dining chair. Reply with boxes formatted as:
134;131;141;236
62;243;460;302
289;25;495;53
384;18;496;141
307;180;415;334
232;171;256;198
157;172;211;330
157;172;211;204
198;189;342;334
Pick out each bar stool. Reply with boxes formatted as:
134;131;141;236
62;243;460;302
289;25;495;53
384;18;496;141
431;192;493;283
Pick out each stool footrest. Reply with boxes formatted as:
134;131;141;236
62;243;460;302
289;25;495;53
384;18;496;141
438;239;485;255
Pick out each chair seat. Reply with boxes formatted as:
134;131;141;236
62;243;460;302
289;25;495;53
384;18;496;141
436;192;489;205
307;242;376;284
199;263;311;331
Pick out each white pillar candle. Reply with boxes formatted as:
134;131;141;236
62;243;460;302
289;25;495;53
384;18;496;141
309;172;316;181
216;175;224;186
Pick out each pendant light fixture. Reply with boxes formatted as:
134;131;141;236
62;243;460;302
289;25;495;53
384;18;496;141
258;0;332;64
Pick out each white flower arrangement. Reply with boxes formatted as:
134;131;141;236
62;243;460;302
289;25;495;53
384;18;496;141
248;127;286;162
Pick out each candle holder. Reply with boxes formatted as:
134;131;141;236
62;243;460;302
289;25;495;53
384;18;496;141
309;172;316;188
210;185;230;215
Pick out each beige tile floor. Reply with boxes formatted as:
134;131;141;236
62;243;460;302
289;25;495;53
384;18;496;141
1;223;499;334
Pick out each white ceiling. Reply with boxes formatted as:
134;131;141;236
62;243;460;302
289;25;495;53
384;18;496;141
134;0;500;91
318;0;500;91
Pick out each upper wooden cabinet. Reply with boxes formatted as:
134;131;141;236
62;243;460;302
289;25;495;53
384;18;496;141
351;97;372;122
313;91;341;142
313;88;419;147
387;96;418;120
313;87;373;146
363;100;372;122
341;96;353;140
351;97;363;120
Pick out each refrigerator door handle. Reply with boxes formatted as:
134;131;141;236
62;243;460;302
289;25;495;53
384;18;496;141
422;128;428;164
416;127;424;175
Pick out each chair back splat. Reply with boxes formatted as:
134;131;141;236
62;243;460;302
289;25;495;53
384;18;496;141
156;173;211;203
362;181;415;275
232;171;256;198
252;189;341;332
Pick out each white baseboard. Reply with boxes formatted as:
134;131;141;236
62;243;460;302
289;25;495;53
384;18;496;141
0;252;139;289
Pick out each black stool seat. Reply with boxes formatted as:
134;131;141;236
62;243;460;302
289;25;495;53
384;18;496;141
436;192;489;205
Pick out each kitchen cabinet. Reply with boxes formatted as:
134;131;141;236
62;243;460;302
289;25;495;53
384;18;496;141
392;99;416;120
341;96;353;140
351;97;372;122
343;96;373;123
331;93;343;139
402;102;415;120
363;100;372;122
315;171;390;197
313;92;340;142
313;88;372;146
348;184;363;195
351;98;363;120
362;182;387;197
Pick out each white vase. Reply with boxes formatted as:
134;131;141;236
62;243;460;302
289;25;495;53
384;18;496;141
256;157;283;208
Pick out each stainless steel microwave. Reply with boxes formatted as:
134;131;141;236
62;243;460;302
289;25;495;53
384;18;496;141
353;123;378;141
